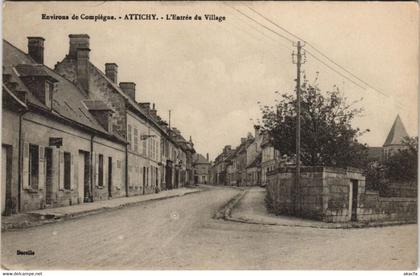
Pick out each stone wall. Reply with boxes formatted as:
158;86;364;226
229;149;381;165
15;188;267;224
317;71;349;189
266;166;417;224
358;191;417;222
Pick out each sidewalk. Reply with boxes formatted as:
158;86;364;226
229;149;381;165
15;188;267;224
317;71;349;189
2;186;204;231
228;187;415;229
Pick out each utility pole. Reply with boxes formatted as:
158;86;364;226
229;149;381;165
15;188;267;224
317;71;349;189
292;41;305;215
168;110;171;132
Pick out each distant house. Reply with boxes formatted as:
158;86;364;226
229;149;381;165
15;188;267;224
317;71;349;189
193;153;210;184
367;115;410;162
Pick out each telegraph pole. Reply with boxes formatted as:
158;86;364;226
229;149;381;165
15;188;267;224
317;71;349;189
292;41;304;215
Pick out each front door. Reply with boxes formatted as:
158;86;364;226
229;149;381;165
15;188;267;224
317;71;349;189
45;148;53;205
351;179;358;221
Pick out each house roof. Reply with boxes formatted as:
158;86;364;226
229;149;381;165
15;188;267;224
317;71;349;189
246;153;262;169
3;39;124;142
383;115;409;146
15;64;58;82
193;153;209;164
83;100;113;111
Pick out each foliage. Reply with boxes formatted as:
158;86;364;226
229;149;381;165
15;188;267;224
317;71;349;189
384;136;418;182
259;81;368;168
364;161;387;191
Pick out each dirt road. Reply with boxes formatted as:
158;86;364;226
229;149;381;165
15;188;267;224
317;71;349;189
1;186;417;270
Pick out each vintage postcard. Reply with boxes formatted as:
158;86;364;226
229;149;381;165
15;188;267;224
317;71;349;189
1;1;418;272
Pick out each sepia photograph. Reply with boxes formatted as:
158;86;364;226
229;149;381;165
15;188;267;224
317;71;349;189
1;1;418;272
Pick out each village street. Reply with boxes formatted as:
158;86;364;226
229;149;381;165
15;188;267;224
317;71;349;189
1;186;417;270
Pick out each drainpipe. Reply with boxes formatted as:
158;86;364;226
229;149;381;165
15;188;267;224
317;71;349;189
125;144;129;197
90;135;94;202
17;110;28;212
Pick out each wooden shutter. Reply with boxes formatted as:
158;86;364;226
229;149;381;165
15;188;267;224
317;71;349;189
59;150;64;190
70;153;74;190
95;153;99;187
22;142;30;189
38;146;45;190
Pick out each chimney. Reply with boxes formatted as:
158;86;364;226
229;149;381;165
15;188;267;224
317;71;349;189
69;34;91;93
119;82;136;100
149;103;157;116
241;137;246;144
105;63;118;83
76;48;90;93
27;37;45;64
69;34;90;57
206;153;209;161
254;125;261;139
139;102;151;110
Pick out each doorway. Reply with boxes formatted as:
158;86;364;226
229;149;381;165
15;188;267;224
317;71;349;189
351;179;358;221
78;151;90;203
108;157;112;198
45;148;53;205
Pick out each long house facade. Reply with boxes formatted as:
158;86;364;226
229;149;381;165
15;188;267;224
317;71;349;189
2;34;195;215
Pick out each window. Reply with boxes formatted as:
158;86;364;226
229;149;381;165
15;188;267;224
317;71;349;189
134;128;138;152
29;144;39;189
98;154;104;187
64;152;71;190
142;138;147;156
127;124;132;150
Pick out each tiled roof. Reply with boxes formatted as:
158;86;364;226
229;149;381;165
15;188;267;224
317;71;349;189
193;153;209;164
15;64;57;81
3;39;121;141
383;115;409;146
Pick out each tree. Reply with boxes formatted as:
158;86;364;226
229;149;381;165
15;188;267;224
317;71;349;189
260;81;368;168
384;136;418;182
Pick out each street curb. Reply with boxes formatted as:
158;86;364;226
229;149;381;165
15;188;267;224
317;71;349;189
214;189;247;220
222;190;417;229
2;188;206;232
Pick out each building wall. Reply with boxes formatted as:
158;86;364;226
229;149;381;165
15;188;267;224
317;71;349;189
2;108;21;214
19;111;125;212
127;112;161;195
194;163;210;184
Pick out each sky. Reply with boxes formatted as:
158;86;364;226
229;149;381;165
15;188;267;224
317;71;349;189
3;2;418;160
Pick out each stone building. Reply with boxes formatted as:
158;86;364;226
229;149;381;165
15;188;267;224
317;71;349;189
2;34;194;215
54;34;193;196
261;133;281;187
193;153;210;184
2;38;127;214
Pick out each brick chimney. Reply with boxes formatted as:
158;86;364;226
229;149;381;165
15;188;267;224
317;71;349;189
206;153;209;161
105;63;118;83
27;37;45;64
69;34;90;57
139;102;151;110
69;34;90;93
119;82;136;100
150;104;157;117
